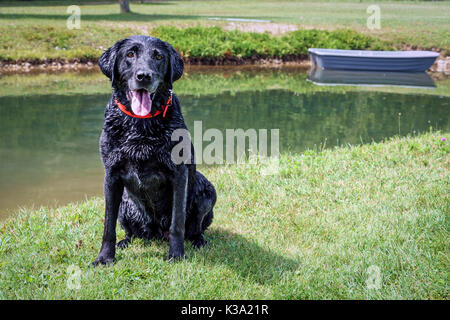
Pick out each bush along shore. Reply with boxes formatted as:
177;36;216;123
0;132;448;299
0;26;388;68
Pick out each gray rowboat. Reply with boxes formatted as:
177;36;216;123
308;49;439;72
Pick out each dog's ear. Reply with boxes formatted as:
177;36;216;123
98;40;124;83
164;42;184;88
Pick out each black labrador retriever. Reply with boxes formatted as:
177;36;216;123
92;35;216;265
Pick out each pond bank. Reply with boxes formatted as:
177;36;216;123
0;132;448;299
0;56;312;73
1;55;448;74
1;56;449;74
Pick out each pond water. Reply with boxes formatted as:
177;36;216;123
0;67;449;219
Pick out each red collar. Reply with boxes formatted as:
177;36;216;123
114;90;172;119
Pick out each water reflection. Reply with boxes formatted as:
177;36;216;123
0;70;448;219
308;68;436;88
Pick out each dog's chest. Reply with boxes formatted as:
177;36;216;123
120;162;170;198
116;135;173;192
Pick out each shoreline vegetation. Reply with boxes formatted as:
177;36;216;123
0;132;448;299
0;25;447;72
1;26;387;67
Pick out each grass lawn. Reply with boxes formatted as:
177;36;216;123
0;132;448;299
0;0;448;62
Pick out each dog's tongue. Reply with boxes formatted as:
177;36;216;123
129;89;152;116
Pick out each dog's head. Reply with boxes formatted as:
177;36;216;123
99;35;184;117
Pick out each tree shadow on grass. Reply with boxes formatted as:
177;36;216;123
0;1;175;8
0;12;202;22
0;12;283;23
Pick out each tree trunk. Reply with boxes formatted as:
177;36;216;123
119;0;131;13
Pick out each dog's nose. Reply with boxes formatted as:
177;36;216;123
136;71;152;82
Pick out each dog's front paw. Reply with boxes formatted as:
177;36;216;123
117;238;131;249
191;235;207;249
168;237;185;262
91;255;115;267
167;249;184;262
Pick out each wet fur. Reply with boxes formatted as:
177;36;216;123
92;36;216;265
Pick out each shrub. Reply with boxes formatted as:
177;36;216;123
151;26;384;59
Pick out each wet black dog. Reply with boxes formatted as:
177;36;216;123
92;36;216;265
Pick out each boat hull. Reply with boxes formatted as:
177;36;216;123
308;49;439;72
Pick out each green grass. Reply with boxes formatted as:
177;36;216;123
0;132;448;299
0;0;448;62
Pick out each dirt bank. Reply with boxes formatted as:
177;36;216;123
0;55;311;73
0;55;447;74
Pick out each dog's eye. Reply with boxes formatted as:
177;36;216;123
126;52;135;58
155;54;163;60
